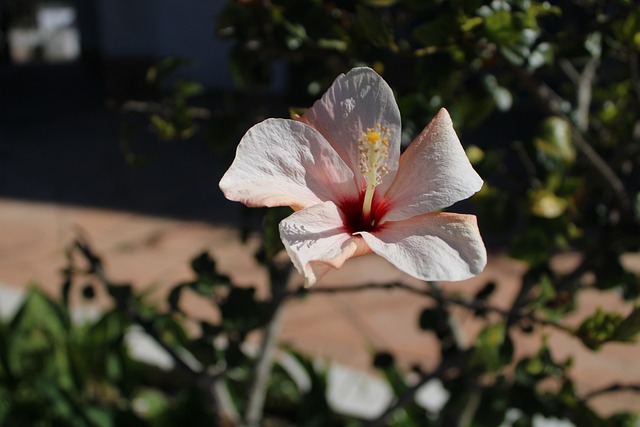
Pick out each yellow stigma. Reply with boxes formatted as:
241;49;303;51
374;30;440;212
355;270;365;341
366;131;381;143
358;124;389;225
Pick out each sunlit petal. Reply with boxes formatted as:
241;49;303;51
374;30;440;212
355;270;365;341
220;119;356;210
280;202;371;287
301;67;402;193
383;109;483;222
359;212;486;281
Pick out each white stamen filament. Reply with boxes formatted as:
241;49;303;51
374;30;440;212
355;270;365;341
358;124;389;225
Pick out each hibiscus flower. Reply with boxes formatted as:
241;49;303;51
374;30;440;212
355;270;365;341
219;67;486;287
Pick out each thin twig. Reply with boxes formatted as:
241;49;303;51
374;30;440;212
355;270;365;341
559;57;599;133
241;303;285;427
74;239;204;380
241;261;292;427
581;383;640;401
73;237;238;423
121;100;213;119
292;281;573;334
629;51;640;106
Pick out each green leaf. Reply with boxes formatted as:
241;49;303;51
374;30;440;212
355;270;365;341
356;5;394;47
316;38;348;52
376;357;426;426
174;80;204;100
146;56;192;85
263;207;292;263
10;288;69;338
83;405;114;427
461;16;483;32
475;282;497;301
88;310;129;348
413;12;457;46
515;339;569;386
484;10;519;45
153;314;191;350
150;114;176;141
189;337;218;367
533;274;557;308
220;287;267;333
372;351;395;369
167;283;186;313
528;41;553;69
360;0;398;7
610;306;640;343
576;308;625;350
534;117;575;168
529;189;568;219
465;145;484;165
584;32;602;58
190;251;231;290
131;388;169;421
483;74;512;112
472;323;513;372
106;283;133;309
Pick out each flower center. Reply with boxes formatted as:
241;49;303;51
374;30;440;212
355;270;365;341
358;124;389;227
339;193;389;234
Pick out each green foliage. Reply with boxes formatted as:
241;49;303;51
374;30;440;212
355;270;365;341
0;288;141;427
577;306;640;350
0;241;350;427
11;0;640;425
471;323;513;372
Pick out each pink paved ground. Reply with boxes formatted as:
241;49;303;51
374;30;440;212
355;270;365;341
1;197;638;416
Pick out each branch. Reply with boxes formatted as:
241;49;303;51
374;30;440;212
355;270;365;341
629;50;640;106
292;281;573;334
559;57;599;133
513;67;634;222
581;383;640;401
72;237;238;423
121;100;212;120
241;304;284;427
241;261;292;427
74;238;203;380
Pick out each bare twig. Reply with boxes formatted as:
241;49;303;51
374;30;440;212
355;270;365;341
241;262;292;427
629;51;640;106
121;100;213;119
72;237;238;423
241;303;285;427
292;281;573;334
559;57;599;133
74;238;204;380
581;383;640;401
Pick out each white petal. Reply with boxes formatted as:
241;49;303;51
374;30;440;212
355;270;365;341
301;67;402;193
359;212;486;281
279;202;371;287
383;109;483;222
220;119;356;210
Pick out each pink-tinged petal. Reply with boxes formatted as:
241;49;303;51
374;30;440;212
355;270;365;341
219;119;357;210
301;67;402;193
279;202;371;287
383;108;483;222
358;212;486;281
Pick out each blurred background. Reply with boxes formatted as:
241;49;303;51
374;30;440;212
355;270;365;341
1;0;640;426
